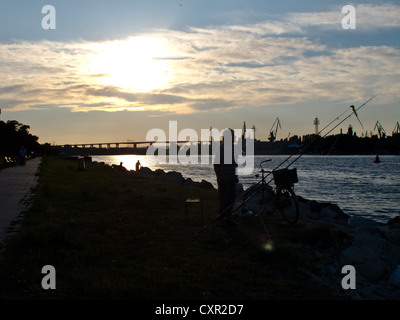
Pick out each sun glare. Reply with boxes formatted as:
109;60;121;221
88;36;171;92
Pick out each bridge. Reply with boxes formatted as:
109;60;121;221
52;140;215;149
52;140;217;156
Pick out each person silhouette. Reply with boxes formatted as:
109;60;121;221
136;160;141;171
213;129;238;224
18;146;27;166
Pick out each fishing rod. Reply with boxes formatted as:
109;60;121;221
241;94;377;186
285;94;377;168
197;95;377;234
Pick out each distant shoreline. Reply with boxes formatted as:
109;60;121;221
56;147;400;157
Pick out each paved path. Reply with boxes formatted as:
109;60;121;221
0;158;41;242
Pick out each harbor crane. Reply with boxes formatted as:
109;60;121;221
374;121;387;139
268;117;281;142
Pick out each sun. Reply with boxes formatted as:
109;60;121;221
87;36;171;92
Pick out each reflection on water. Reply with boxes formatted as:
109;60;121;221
93;154;400;223
94;155;151;171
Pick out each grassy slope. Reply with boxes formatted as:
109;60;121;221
0;157;348;300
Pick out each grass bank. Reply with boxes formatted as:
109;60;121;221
0;156;347;300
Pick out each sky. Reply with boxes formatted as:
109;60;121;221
0;0;399;145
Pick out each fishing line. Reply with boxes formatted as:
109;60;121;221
286;94;377;168
198;95;377;233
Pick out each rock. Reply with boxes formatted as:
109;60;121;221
138;166;154;177
183;178;201;188
159;171;185;184
386;229;400;245
358;259;386;281
387;215;400;229
200;179;215;190
352;232;386;254
340;245;379;265
388;266;400;288
154;169;165;176
320;206;338;219
348;216;380;229
298;202;314;220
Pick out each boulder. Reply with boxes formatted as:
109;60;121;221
200;179;215;190
154;169;165;176
138;166;154;177
388;266;400;288
183;178;201;188
352;232;386;255
348;216;380;229
387;215;400;229
298;202;314;220
159;171;185;184
386;229;400;245
358;259;387;281
340;245;380;265
320;206;338;219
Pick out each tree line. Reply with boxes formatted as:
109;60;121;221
0;120;51;157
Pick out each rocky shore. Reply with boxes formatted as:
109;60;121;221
107;162;400;300
295;198;400;300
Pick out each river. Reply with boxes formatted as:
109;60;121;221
92;154;400;223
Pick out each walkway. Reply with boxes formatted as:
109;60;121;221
0;158;41;243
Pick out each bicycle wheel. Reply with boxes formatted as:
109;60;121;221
276;186;299;224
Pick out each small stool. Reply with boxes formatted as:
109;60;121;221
185;198;203;218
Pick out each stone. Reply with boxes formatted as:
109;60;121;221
387;229;400;245
183;178;200;188
358;259;386;281
387;215;400;229
159;171;185;184
388;266;400;288
298;202;314;220
348;216;380;229
340;245;379;265
154;169;165;176
199;180;215;190
352;232;386;254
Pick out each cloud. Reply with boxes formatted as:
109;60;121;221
286;4;400;32
0;4;399;115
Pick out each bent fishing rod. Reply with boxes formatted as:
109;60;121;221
285;94;377;168
260;94;377;176
197;95;377;233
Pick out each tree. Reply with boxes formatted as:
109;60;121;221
0;120;41;156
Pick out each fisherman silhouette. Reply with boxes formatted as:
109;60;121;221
213;129;238;224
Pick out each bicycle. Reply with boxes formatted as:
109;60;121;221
235;159;300;225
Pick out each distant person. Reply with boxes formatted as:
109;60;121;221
18;146;27;166
136;160;141;171
213;129;238;224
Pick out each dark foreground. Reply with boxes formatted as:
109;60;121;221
0;156;355;300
